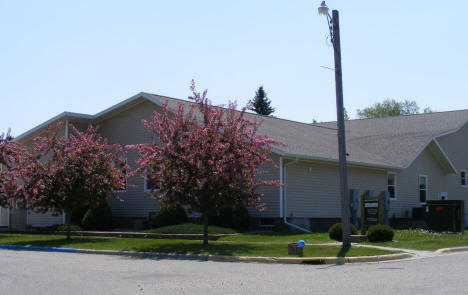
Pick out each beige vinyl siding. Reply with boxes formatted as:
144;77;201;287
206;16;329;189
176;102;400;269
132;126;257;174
436;123;468;214
392;149;448;217
249;154;280;218
0;207;8;227
27;211;63;227
98;100;160;218
20;121;67;152
69;121;91;133
285;161;387;218
19;122;68;227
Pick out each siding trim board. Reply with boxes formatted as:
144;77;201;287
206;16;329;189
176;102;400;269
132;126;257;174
277;151;401;171
431;139;457;174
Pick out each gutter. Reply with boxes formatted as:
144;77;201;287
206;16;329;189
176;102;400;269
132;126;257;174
281;157;312;233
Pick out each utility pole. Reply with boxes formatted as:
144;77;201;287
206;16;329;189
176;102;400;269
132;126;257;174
331;10;351;248
319;2;351;248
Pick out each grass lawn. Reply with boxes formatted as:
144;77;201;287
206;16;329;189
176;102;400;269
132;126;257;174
144;224;332;244
0;233;397;257
144;223;237;234
364;229;468;251
218;233;332;244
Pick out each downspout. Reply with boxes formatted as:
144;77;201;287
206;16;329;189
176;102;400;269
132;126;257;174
282;157;312;233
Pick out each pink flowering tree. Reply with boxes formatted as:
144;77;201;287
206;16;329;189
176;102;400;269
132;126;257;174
127;82;282;245
24;123;128;239
0;130;32;208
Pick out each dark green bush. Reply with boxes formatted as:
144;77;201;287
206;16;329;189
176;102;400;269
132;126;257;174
150;204;188;228
366;224;394;242
208;206;250;231
81;202;113;230
328;223;358;241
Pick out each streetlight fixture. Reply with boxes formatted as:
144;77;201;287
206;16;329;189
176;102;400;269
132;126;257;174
318;1;351;248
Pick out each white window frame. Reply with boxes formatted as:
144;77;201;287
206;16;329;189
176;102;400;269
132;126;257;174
114;158;127;193
387;172;397;200
144;170;161;193
418;175;428;204
460;170;467;187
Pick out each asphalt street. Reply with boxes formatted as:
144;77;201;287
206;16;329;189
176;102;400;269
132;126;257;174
1;249;467;295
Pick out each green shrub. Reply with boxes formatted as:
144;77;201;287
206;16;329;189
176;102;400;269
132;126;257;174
366;224;394;242
208;206;250;231
81;202;113;230
328;223;358;241
150;204;188;228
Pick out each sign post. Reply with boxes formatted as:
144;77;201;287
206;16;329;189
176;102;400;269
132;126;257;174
360;191;388;235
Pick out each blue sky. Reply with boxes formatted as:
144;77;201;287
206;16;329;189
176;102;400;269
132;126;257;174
1;0;467;136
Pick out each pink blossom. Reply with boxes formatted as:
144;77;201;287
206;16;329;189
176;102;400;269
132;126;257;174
127;81;283;245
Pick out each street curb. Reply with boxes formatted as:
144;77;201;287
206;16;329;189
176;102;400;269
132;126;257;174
76;249;210;261
0;244;413;264
0;244;77;253
207;253;413;264
435;247;468;254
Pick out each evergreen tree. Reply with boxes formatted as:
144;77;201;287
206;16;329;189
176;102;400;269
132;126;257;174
249;86;275;116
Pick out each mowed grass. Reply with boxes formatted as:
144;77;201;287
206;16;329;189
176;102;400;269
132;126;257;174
364;229;468;251
144;223;332;244
0;233;396;257
218;232;332;244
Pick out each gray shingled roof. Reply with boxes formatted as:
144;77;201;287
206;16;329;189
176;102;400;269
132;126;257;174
146;93;468;169
15;92;468;170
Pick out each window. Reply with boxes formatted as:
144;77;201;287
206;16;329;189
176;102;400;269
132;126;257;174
387;173;396;199
461;170;467;187
418;175;428;203
144;172;160;192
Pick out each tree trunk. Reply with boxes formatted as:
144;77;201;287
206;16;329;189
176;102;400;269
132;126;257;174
66;211;71;240
203;211;208;246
